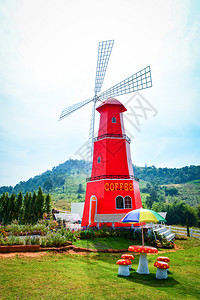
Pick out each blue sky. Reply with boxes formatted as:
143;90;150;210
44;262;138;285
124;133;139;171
0;0;200;186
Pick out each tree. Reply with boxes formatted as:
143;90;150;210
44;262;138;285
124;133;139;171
165;187;179;196
7;193;16;223
76;184;84;193
43;179;53;193
146;195;153;209
30;191;37;223
146;185;159;209
0;193;5;221
45;194;51;213
16;191;23;217
165;201;198;226
36;187;44;220
23;192;32;223
3;193;10;223
152;201;164;212
197;205;200;227
185;205;198;227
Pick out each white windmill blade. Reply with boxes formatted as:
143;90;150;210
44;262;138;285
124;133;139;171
86;101;97;163
99;66;152;100
94;40;114;94
59;97;94;121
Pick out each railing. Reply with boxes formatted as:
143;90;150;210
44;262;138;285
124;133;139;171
94;213;125;223
86;174;139;182
94;133;131;143
165;226;200;238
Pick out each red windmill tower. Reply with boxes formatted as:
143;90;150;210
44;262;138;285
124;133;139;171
59;40;152;227
81;97;143;227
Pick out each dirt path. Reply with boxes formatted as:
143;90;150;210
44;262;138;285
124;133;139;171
0;252;47;259
0;243;183;259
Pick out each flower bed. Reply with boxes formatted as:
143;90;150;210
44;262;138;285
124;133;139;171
0;220;78;247
0;219;58;237
0;221;175;250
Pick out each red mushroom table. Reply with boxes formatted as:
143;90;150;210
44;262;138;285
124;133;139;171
128;245;158;274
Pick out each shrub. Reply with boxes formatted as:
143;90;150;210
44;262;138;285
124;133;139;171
40;237;47;247
24;236;31;245
79;231;88;239
63;229;77;242
146;232;174;249
79;230;95;239
56;227;77;242
115;228;136;239
6;236;24;246
79;228;136;240
40;232;72;247
0;236;6;245
30;236;40;245
0;227;7;237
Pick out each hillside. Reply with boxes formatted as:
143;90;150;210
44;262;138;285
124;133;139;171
0;160;200;210
164;180;200;206
0;159;89;194
133;165;200;184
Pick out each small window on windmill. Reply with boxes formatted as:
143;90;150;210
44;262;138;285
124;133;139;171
112;117;116;123
124;196;132;209
116;196;124;209
97;156;101;164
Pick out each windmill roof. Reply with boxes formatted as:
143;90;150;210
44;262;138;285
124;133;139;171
96;98;127;112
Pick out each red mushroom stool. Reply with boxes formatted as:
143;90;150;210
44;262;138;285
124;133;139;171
128;245;158;274
157;256;170;271
154;261;170;279
116;259;131;276
121;254;134;269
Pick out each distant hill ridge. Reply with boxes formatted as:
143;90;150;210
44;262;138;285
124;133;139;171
0;159;200;195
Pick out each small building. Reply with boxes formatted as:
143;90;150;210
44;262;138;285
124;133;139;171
54;211;81;223
71;202;85;219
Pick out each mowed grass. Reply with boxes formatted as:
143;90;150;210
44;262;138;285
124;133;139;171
0;238;200;300
73;236;137;250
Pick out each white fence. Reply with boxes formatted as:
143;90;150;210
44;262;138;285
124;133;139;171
166;226;200;238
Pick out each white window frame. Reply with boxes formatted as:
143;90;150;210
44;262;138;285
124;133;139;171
115;195;132;209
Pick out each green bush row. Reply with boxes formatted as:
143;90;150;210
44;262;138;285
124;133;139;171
0;219;58;236
0;228;77;247
79;227;137;239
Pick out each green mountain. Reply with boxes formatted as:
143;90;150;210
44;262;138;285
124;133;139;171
133;165;200;184
0;160;200;210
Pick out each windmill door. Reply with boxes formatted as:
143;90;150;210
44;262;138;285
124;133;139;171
89;196;97;226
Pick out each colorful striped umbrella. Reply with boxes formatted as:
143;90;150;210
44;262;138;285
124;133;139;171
120;208;166;246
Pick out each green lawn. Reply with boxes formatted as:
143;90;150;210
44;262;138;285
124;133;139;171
0;238;200;299
73;237;137;250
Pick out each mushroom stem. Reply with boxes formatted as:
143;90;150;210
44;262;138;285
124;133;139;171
156;268;168;279
118;265;130;276
137;253;149;274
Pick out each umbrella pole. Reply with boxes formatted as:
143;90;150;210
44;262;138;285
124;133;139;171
142;224;144;246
